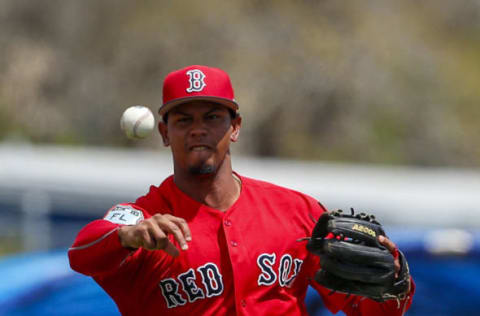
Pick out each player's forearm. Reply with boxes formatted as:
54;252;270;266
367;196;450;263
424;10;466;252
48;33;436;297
68;219;135;276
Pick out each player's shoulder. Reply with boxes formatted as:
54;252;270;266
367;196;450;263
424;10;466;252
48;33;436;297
103;176;175;222
240;174;311;197
138;175;174;197
240;175;294;192
133;175;175;215
239;174;327;226
239;174;326;213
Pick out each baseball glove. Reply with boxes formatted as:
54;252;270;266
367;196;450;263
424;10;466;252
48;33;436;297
306;208;410;302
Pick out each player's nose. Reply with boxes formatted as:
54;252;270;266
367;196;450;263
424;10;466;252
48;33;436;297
188;119;208;139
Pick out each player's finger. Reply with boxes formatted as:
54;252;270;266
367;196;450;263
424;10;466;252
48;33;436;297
163;239;180;257
164;214;192;242
378;235;396;252
378;235;401;278
156;217;189;251
144;223;181;256
152;234;180;257
148;223;170;250
139;225;156;250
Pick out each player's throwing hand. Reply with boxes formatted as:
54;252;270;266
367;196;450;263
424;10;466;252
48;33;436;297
118;214;192;257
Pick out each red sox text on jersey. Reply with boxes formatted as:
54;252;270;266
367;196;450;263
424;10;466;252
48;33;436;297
158;253;304;308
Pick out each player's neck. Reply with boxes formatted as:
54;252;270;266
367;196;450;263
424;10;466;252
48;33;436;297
173;159;241;212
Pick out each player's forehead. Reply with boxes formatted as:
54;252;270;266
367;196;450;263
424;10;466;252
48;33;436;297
169;101;229;116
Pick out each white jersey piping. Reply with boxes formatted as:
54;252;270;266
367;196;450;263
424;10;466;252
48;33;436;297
68;227;120;251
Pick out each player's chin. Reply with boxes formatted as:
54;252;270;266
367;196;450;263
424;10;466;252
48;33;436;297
187;156;217;175
188;163;216;176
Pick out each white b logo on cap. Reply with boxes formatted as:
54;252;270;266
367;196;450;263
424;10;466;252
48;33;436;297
186;69;206;92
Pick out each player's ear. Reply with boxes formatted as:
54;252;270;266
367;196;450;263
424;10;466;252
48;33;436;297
230;115;242;142
158;122;170;146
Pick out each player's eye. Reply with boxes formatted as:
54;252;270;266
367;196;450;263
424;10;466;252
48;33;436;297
207;114;219;120
177;117;191;123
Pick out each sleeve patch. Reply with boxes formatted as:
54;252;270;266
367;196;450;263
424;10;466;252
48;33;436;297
104;204;144;225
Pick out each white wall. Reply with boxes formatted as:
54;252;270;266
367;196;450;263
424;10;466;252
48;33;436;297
1;143;479;230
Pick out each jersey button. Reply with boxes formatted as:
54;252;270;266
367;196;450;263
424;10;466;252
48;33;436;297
224;219;232;227
231;240;238;247
241;299;247;307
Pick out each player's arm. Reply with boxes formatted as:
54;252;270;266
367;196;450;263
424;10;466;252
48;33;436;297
68;217;134;277
68;203;190;277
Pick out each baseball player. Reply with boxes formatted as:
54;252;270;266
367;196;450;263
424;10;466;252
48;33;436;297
68;65;414;315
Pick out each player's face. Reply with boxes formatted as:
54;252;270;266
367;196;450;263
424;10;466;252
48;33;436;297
159;101;241;176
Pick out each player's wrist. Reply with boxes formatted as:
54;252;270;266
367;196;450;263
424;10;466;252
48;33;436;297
118;225;138;250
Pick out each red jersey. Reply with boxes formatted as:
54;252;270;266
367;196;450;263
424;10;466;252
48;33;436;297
69;174;414;315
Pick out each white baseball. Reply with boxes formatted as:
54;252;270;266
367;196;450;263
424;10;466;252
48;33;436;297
120;105;155;139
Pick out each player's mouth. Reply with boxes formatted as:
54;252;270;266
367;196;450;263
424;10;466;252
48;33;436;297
189;144;213;152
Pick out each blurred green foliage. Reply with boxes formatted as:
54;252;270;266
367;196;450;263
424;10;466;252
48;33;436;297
0;0;479;166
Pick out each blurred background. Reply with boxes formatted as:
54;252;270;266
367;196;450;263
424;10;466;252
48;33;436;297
1;0;479;315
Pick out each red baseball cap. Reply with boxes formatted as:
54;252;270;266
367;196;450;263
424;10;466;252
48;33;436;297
159;65;239;116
